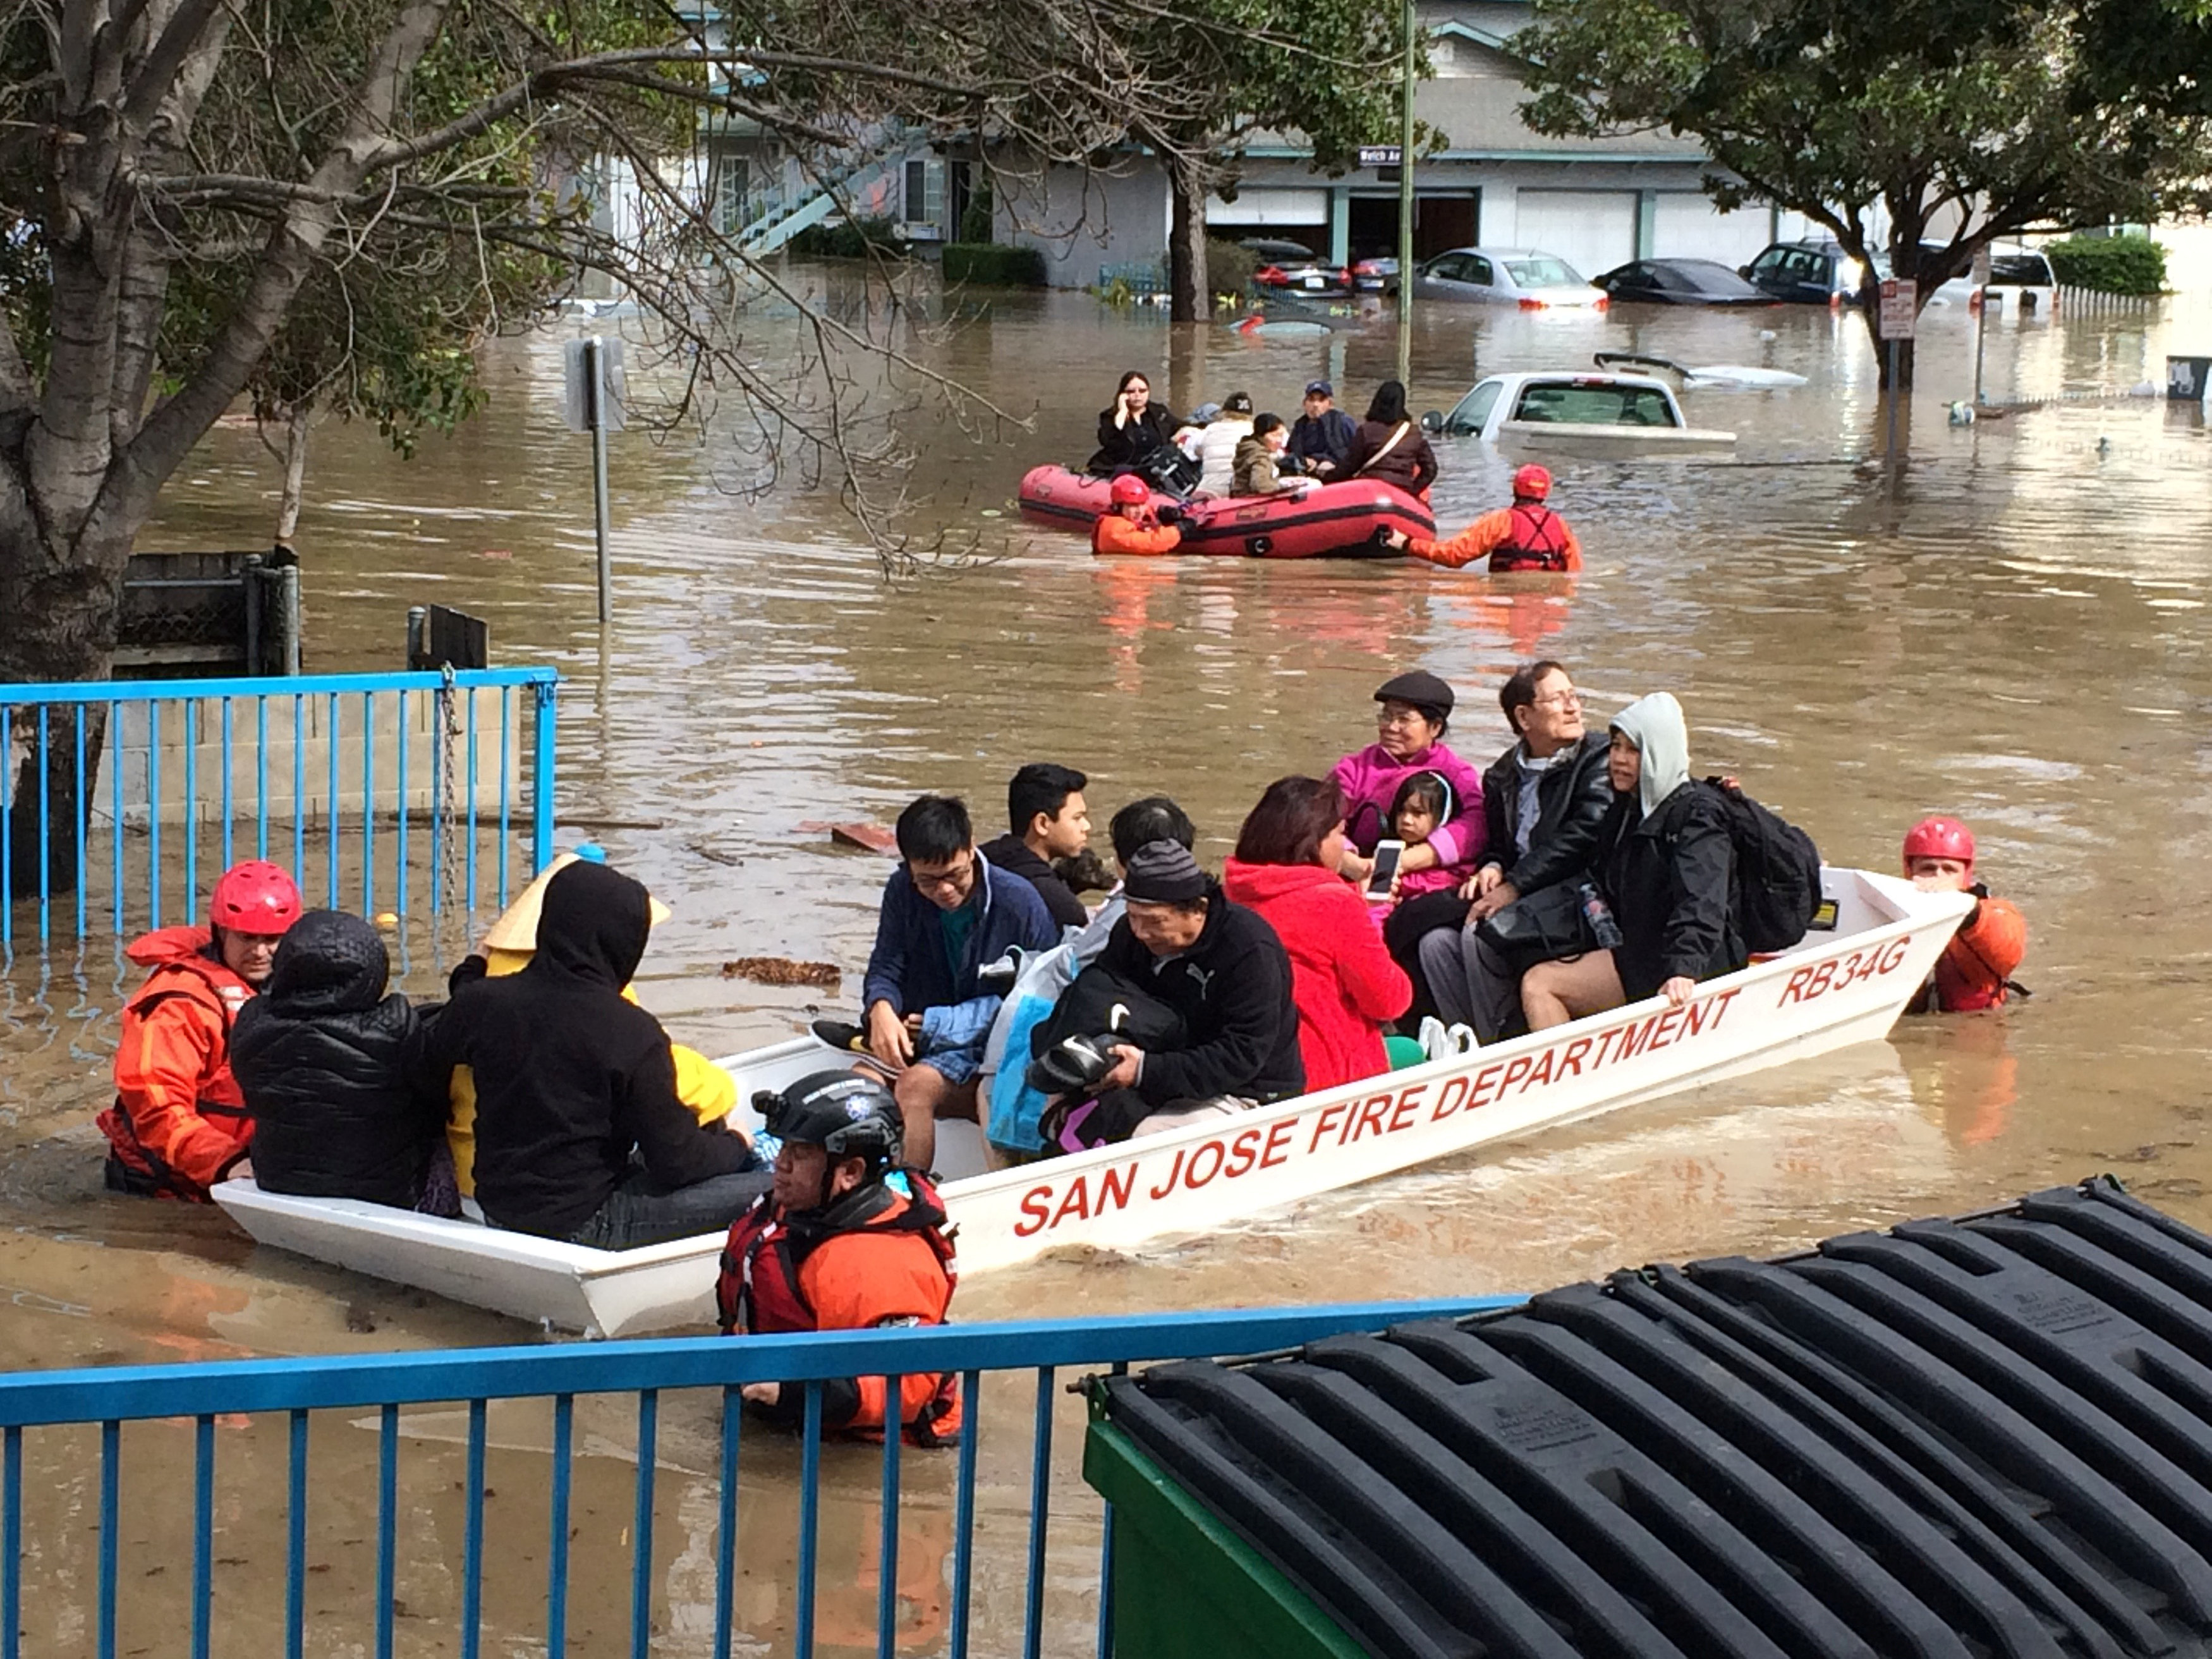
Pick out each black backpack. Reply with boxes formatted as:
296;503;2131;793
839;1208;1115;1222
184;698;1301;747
1705;777;1823;954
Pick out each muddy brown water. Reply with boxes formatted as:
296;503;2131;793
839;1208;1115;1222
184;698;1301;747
3;278;2211;1652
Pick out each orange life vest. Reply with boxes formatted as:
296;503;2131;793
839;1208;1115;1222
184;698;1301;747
98;928;257;1198
718;1174;961;1443
1490;504;1574;573
1914;894;2029;1012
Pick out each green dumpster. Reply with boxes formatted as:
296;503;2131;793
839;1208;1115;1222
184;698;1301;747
1083;1418;1363;1659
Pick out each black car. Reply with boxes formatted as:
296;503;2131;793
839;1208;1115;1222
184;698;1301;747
1593;258;1778;306
1241;238;1352;298
1740;240;1886;304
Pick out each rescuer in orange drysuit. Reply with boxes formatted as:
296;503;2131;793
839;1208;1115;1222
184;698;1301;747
1388;464;1583;573
1901;816;2029;1012
99;861;303;1198
717;1070;961;1445
1091;472;1186;557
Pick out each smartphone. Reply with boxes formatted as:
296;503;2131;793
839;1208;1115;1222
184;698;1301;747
1366;839;1405;898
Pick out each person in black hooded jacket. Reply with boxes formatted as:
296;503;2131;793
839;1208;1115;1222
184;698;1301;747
424;859;769;1247
232;909;446;1210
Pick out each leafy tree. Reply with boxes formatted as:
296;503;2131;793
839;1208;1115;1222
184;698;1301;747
1516;0;2212;384
0;0;1313;887
1117;1;1412;321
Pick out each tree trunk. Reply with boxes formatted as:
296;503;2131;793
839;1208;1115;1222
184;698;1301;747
1167;161;1210;325
273;400;312;550
0;487;133;897
1866;324;1917;390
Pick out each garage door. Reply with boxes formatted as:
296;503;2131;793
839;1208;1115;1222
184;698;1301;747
1205;189;1330;226
1511;191;1637;282
1651;194;1773;266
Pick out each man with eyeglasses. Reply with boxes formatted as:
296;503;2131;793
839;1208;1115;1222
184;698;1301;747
850;795;1058;1170
1420;660;1613;1040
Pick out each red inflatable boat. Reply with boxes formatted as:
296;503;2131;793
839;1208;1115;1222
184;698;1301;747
1017;465;1432;559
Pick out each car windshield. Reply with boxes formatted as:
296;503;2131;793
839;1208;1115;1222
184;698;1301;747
1510;382;1680;427
1991;254;2053;284
1505;258;1582;288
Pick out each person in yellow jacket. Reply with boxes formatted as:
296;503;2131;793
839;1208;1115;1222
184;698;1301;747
446;846;738;1194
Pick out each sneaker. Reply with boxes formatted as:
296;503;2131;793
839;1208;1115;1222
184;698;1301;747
811;1017;939;1060
810;1019;867;1052
976;949;1024;992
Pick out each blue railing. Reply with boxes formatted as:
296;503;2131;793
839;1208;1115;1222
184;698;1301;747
0;1300;1510;1659
0;669;559;949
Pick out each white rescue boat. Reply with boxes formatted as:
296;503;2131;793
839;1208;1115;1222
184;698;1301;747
215;870;1971;1337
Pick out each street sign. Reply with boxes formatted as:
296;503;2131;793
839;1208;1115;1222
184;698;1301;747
1358;144;1402;167
1878;278;1917;341
1971;246;1992;286
562;336;626;434
562;335;624;623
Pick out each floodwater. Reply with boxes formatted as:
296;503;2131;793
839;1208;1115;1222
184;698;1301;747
4;273;2211;1652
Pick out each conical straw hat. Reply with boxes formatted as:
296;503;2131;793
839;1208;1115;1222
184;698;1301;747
479;848;672;952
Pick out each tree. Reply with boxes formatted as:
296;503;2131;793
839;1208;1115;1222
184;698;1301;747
1116;1;1411;322
0;0;1318;889
1516;0;2212;384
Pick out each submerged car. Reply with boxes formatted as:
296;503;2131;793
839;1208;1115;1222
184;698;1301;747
1241;239;1352;297
1930;248;2058;315
1410;247;1607;309
1593;258;1777;307
1741;240;1888;304
1351;256;1400;294
1424;371;1735;454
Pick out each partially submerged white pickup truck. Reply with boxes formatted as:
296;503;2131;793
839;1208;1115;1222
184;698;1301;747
1422;371;1739;455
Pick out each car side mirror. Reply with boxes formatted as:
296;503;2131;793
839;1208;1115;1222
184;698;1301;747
1420;411;1444;434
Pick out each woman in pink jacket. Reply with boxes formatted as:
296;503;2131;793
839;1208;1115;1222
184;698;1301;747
1224;777;1412;1092
1328;669;1488;1017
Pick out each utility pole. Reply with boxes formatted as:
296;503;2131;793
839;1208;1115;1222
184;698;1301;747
1396;0;1416;387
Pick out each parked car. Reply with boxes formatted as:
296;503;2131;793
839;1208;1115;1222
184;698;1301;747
1410;247;1608;310
1741;240;1888;304
1423;371;1735;454
1591;258;1778;307
1241;239;1352;298
1930;248;2058;315
1351;256;1400;294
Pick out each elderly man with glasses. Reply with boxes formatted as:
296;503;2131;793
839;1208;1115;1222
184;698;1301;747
1419;660;1615;1042
844;795;1058;1169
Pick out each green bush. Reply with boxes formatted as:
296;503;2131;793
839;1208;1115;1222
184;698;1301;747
941;242;1045;286
787;216;906;259
1206;236;1258;295
2044;234;2168;296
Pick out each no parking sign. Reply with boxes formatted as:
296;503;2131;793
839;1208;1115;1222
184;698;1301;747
1878;277;1918;339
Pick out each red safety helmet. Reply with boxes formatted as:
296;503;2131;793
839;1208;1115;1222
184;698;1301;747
210;861;303;937
1902;817;1976;872
1109;473;1152;506
1512;464;1553;501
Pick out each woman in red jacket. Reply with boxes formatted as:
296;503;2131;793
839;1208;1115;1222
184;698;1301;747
1223;777;1412;1091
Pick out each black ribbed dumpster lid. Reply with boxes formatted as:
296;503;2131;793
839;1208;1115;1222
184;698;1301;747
1097;1176;2212;1659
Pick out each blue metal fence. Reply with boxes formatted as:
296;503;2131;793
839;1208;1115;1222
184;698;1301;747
0;669;559;950
0;1301;1510;1659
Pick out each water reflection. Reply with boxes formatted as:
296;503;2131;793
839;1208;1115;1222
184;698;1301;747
4;281;2211;1338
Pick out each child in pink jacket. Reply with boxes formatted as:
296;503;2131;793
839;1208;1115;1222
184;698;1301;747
1369;772;1480;921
